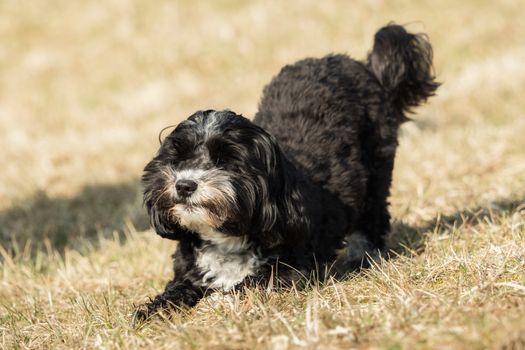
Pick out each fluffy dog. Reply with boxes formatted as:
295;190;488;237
134;24;438;321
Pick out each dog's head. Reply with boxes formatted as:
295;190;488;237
142;110;305;246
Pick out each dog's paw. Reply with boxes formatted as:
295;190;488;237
131;304;154;327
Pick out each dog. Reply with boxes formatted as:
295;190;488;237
134;24;438;321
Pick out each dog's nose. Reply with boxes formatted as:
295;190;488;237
175;179;198;197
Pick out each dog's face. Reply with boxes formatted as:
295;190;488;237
142;110;288;244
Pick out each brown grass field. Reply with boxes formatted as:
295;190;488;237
1;1;524;349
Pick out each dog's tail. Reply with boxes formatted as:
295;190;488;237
368;24;439;114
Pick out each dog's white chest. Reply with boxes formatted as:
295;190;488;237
195;240;262;291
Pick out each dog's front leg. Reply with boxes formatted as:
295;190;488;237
133;279;203;323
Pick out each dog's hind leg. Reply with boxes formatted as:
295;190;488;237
331;231;382;276
331;154;394;277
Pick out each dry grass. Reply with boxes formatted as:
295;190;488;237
1;1;524;349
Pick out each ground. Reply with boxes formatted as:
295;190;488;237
1;1;524;349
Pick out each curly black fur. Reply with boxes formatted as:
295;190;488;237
133;24;439;322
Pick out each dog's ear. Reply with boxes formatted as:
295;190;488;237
144;198;189;241
250;130;308;248
147;206;173;239
142;159;188;241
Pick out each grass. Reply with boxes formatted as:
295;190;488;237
1;0;524;349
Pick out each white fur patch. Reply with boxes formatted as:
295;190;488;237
174;205;218;230
191;227;263;291
176;169;207;181
195;242;262;291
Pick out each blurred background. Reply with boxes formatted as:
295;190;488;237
1;0;524;252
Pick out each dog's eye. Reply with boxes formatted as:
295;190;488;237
207;137;230;166
164;135;196;161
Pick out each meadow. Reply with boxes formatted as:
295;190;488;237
1;1;524;349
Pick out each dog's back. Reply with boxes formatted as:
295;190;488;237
255;24;438;259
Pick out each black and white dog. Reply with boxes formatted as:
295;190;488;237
134;24;438;321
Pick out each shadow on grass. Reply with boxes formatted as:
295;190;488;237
386;197;524;256
0;180;149;255
1;178;522;259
